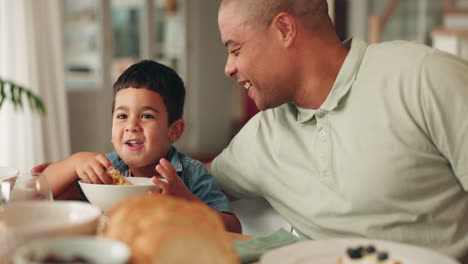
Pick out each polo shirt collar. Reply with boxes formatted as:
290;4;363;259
296;37;367;123
167;145;183;173
296;104;317;123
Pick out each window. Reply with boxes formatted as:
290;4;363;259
63;0;186;90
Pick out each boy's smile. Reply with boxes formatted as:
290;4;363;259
112;88;176;170
125;139;144;151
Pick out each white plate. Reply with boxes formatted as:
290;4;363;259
14;236;130;264
260;238;460;264
0;201;101;261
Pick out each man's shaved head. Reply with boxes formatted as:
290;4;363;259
220;0;329;31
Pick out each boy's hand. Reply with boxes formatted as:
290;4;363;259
73;152;113;184
152;158;198;201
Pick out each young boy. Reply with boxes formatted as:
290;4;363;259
41;60;241;233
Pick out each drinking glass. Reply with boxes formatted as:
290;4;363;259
0;171;51;262
0;166;19;182
0;181;12;204
0;166;19;204
9;172;53;202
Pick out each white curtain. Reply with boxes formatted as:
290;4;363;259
0;0;70;171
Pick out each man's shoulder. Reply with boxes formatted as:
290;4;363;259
371;40;432;52
366;40;467;78
367;40;438;63
366;40;433;59
359;40;452;81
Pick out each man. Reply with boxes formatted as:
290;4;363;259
208;0;468;261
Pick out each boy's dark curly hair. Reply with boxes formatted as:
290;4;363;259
112;60;185;124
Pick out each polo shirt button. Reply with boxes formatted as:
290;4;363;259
317;110;327;118
319;129;326;137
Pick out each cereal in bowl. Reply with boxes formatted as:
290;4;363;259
107;169;132;185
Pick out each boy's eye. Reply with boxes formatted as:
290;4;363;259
141;113;154;119
116;114;127;119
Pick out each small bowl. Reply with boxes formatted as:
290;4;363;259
13;236;131;264
78;177;162;212
0;201;101;236
0;201;101;260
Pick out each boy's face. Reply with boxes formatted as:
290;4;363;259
112;88;181;169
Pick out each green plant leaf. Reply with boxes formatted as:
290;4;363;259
0;76;46;116
17;85;24;109
9;83;18;109
0;80;5;109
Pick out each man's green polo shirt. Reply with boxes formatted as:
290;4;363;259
212;38;468;259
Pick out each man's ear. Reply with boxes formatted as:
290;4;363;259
168;119;185;142
272;12;297;47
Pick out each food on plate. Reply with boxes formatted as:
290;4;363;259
104;194;238;264
337;245;402;264
107;169;132;185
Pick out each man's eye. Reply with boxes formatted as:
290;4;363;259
116;114;127;119
229;47;241;55
141;114;154;119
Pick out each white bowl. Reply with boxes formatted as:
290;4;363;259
13;236;131;264
0;201;101;260
78;177;162;212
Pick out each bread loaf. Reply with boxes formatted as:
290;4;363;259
132;223;239;264
104;194;239;264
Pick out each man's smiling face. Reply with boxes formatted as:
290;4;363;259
218;1;293;111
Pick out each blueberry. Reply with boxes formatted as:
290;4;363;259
346;247;364;259
366;245;376;253
377;251;389;260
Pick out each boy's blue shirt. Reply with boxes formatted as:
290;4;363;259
102;146;233;212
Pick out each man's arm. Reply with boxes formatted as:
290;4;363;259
204;161;239;202
218;211;242;233
204;161;213;173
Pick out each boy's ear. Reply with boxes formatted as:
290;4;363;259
168;119;185;142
